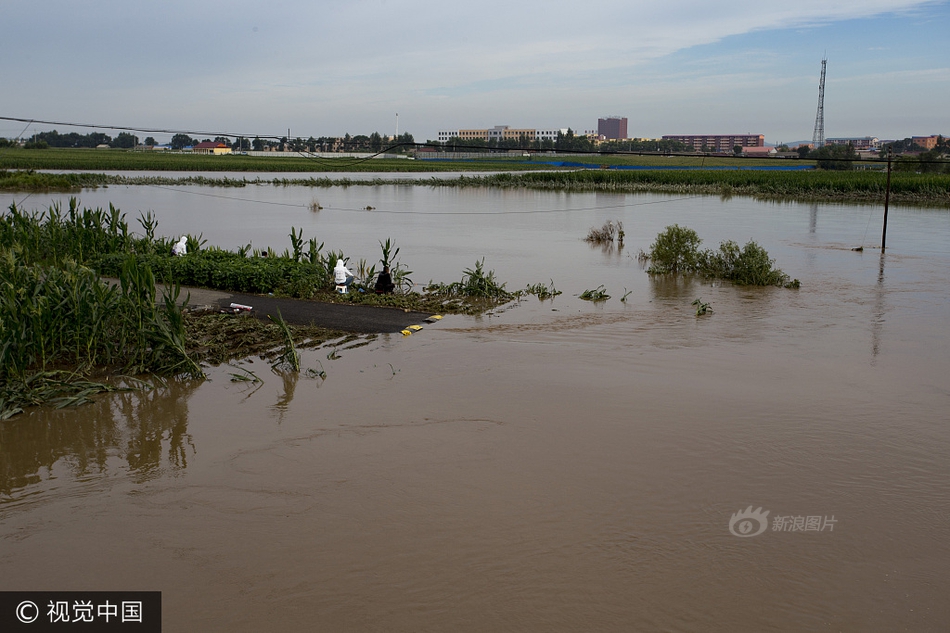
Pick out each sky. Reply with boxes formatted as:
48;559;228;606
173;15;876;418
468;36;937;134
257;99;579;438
2;0;948;145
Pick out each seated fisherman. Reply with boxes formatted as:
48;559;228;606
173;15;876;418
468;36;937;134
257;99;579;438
375;265;396;294
334;259;355;287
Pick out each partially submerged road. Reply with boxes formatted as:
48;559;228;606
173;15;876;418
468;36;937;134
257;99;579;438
192;288;435;334
104;279;437;334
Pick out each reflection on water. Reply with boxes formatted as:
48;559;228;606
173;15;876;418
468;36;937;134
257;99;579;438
872;252;887;362
0;381;200;500
272;369;299;421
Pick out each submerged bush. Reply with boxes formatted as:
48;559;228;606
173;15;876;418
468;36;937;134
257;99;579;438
645;224;703;274
644;225;799;288
700;240;798;287
584;220;623;245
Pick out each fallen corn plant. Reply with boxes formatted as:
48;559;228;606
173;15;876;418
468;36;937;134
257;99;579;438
267;309;300;372
522;280;562;300
692;298;713;315
580;285;611;301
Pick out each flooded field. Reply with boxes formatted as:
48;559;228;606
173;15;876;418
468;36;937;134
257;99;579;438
2;181;949;631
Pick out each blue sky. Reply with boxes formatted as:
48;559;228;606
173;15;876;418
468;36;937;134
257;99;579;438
2;0;947;145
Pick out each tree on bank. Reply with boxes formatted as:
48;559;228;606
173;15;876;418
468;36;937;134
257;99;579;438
111;132;138;149
812;143;857;170
170;134;194;150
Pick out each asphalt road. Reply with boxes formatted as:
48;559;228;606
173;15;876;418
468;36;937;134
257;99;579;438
104;279;436;333
208;290;434;334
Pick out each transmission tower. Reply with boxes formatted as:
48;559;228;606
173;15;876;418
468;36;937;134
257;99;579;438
812;58;826;148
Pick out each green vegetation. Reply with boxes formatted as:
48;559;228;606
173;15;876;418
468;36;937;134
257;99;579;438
426;259;512;302
0;200;536;416
644;225;799;288
643;224;702;274
811;144;858;170
0;252;202;418
2;146;949;204
268;310;300;372
579;285;611;301
692;298;712;316
522;280;562;300
699;240;800;288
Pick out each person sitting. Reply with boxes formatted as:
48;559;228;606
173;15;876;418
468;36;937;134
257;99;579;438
171;236;188;256
375;265;396;294
333;259;355;288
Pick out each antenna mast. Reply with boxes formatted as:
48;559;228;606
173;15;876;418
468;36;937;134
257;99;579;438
812;58;826;148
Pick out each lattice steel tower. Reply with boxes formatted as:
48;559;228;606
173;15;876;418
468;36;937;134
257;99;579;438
812;58;826;148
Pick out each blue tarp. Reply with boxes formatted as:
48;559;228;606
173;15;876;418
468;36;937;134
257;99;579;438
419;158;814;171
538;161;814;171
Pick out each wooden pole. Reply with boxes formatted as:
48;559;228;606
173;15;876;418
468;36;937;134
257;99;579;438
882;157;891;252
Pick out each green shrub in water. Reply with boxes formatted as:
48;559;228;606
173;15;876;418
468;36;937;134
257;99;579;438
700;240;799;288
645;224;702;274
645;225;800;288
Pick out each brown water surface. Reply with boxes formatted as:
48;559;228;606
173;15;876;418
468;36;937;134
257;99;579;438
2;186;949;631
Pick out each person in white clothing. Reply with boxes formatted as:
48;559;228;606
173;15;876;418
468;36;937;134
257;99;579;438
171;236;188;256
333;259;355;287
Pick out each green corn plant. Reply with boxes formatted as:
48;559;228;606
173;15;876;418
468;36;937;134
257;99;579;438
289;227;304;262
580;285;610;301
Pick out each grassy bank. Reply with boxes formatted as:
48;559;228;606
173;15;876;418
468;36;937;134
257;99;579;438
0;147;547;173
4;154;948;205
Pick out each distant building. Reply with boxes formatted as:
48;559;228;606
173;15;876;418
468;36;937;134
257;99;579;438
597;117;628;140
661;134;764;152
911;135;940;150
826;137;879;151
193;141;232;155
741;146;776;156
437;126;567;144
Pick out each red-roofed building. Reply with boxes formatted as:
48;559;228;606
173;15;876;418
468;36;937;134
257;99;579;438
193;141;232;155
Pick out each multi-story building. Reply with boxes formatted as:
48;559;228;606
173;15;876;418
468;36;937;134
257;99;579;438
826;137;880;151
661;134;764;152
912;135;940;150
597;117;627;140
438;125;567;144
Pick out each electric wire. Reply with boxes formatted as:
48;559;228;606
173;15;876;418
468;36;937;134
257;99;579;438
140;182;706;215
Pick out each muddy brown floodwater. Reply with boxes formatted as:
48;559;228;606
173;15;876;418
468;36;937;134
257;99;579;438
2;184;950;631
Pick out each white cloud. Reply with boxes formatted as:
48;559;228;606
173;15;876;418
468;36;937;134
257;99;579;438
0;0;945;140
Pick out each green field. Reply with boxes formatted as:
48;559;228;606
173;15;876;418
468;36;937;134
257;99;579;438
2;146;803;172
2;147;948;205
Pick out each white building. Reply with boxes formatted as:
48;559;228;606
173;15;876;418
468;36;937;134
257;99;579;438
438;126;567;143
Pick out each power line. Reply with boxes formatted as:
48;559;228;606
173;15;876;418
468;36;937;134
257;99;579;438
141;183;705;215
0;115;282;141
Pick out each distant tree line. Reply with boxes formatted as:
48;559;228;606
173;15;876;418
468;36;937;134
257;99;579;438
26;130;139;149
242;132;415;153
15;130;417;153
